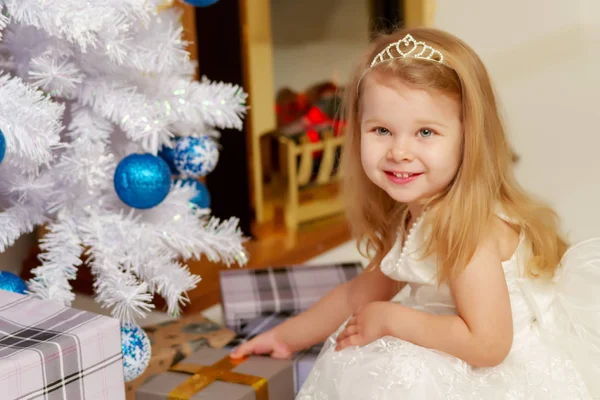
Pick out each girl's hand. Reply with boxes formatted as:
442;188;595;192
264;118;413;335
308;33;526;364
335;301;392;351
230;329;293;360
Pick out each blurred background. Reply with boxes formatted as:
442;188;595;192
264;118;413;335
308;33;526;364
8;0;600;323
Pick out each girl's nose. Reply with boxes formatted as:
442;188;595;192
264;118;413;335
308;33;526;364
386;137;413;162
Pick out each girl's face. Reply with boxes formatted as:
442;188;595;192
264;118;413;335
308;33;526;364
360;75;463;213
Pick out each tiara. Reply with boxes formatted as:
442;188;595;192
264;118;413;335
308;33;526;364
370;34;444;67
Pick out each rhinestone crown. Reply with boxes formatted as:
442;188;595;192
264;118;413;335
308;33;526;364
370;34;444;67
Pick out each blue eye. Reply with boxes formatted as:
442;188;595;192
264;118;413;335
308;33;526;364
375;127;391;136
418;128;435;138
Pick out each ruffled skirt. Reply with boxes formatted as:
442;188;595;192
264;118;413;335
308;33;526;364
296;325;591;400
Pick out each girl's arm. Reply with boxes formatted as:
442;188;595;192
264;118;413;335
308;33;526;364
232;265;401;358
337;227;514;367
278;266;402;352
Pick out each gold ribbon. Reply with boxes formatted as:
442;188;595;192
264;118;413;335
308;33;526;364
168;355;269;400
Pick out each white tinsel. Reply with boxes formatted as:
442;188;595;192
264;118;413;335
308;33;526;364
0;11;9;41
0;203;46;252
0;74;63;171
3;0;152;55
0;1;249;323
29;53;84;99
28;212;82;306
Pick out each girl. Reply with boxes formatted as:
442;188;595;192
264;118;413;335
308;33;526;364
231;27;600;399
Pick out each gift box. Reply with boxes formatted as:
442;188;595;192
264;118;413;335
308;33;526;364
220;262;362;334
291;344;321;394
225;313;322;394
136;347;293;400
224;312;294;348
0;290;124;399
125;314;236;400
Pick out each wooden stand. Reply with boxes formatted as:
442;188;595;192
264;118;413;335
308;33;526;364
276;132;345;230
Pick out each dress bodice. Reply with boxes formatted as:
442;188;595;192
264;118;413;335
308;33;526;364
379;212;552;334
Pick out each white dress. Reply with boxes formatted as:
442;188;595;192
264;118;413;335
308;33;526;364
297;213;600;399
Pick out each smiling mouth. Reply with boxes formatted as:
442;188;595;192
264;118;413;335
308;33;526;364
386;171;422;178
392;172;415;178
384;171;423;183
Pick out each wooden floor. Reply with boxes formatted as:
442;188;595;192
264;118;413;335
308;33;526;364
182;213;352;314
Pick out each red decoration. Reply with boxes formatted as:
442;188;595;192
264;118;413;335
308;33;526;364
275;82;346;140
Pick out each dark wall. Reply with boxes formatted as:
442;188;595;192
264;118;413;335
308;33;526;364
370;0;404;35
194;2;253;237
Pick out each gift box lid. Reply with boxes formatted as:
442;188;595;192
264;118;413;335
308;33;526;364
136;347;293;400
219;262;363;332
219;262;362;294
221;313;324;395
0;291;125;400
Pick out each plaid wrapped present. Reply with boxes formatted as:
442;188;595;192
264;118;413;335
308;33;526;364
125;313;235;400
225;312;295;346
225;313;323;394
220;262;362;334
0;290;124;399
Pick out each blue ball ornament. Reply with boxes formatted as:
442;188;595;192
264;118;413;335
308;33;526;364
114;153;172;209
0;129;6;163
121;322;151;382
158;144;179;175
178;178;211;209
183;0;220;7
174;136;219;178
0;271;27;294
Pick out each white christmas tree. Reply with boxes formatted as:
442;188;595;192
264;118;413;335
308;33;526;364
0;0;248;323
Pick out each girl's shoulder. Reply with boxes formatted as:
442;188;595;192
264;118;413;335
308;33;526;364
490;214;522;263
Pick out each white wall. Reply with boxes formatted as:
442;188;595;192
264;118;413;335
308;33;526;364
270;0;371;93
434;0;600;242
581;0;598;35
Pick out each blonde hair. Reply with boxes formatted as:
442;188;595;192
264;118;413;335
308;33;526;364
342;27;567;282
